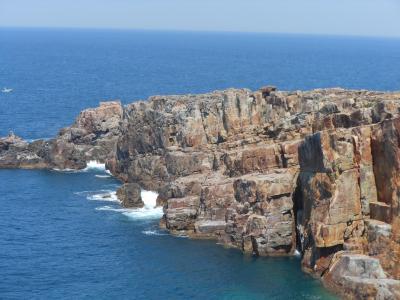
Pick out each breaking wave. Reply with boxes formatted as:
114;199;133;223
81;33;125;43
74;190;119;202
142;229;168;236
52;168;81;173
83;188;163;220
52;160;111;176
88;191;118;201
75;183;163;221
122;190;163;220
84;160;106;171
95;174;111;178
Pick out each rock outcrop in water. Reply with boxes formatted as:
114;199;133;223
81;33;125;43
116;183;144;208
2;87;400;299
0;101;122;169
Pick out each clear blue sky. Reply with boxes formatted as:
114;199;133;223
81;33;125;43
1;0;400;37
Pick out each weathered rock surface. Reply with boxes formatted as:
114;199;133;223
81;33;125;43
116;183;143;208
3;87;400;298
0;133;52;169
323;254;400;299
0;101;123;170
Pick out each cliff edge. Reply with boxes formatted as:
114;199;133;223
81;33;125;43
2;87;400;299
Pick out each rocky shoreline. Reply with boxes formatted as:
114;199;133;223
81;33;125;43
2;87;400;299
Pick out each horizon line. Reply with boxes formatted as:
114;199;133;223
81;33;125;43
1;25;400;40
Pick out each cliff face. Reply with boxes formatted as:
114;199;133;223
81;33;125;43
0;101;122;169
2;87;400;299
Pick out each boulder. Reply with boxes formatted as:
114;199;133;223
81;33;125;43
323;254;400;299
116;183;143;208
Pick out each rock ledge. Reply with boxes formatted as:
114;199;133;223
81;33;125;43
3;87;400;298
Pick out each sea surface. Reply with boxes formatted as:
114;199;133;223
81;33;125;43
1;28;400;299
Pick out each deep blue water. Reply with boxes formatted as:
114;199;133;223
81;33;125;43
1;28;400;139
1;28;400;299
0;169;335;299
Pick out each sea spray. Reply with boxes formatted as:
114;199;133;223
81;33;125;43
122;190;163;220
84;160;106;171
141;190;158;209
53;160;107;173
81;188;163;220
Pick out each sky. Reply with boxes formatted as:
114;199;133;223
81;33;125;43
1;0;400;37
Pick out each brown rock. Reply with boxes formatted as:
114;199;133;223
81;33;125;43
116;183;143;208
323;254;400;299
370;202;392;223
4;88;400;298
372;118;400;221
165;196;200;231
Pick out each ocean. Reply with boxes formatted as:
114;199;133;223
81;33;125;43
1;28;400;299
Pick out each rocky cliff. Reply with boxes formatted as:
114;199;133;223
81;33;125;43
2;87;400;299
0;101;122;169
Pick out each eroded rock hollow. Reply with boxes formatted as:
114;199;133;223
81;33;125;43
2;87;400;299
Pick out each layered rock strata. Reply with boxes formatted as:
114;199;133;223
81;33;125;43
2;87;400;299
0;101;122;169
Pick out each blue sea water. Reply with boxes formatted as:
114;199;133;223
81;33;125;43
1;28;400;139
1;28;400;299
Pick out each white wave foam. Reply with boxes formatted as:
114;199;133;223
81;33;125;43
122;189;163;220
95;205;127;212
84;160;106;171
87;191;119;202
75;189;106;196
122;207;163;220
75;189;119;202
51;160;114;175
79;188;162;220
95;174;111;178
142;229;168;236
27;137;52;143
53;160;112;173
141;190;158;209
52;168;80;173
95;201;163;220
2;87;13;93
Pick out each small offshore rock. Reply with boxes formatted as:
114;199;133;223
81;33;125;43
116;183;144;208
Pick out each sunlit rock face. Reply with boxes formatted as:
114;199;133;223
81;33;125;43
109;87;400;298
3;87;400;298
0;101;123;170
